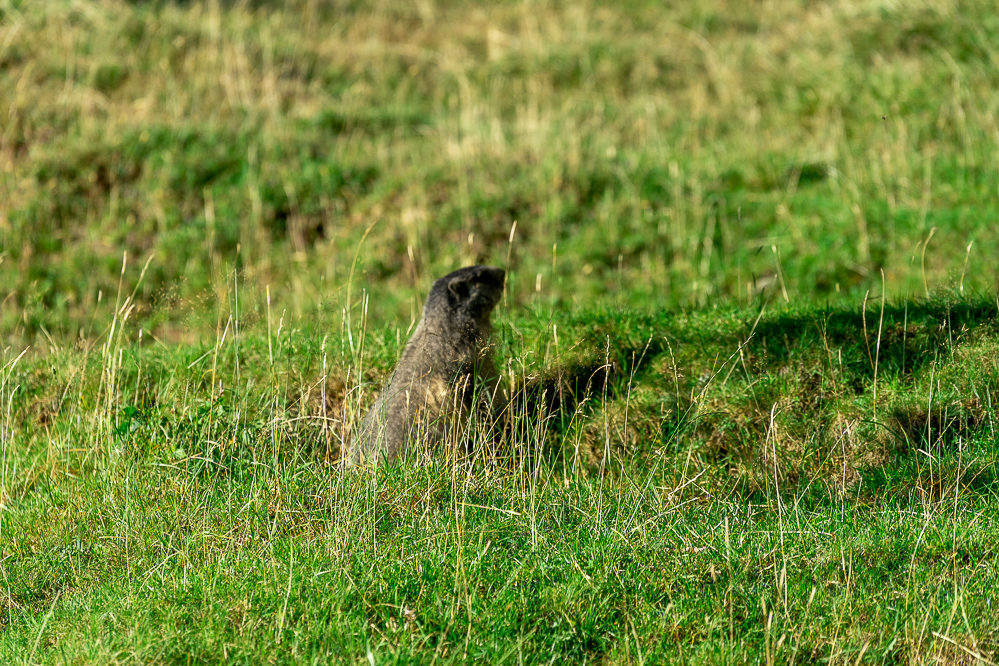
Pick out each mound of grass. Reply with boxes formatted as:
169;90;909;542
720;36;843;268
3;294;997;662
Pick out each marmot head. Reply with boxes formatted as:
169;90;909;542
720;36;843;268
426;265;505;326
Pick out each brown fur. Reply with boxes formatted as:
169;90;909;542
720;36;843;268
348;266;505;465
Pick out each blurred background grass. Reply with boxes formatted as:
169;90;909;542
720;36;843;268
2;0;997;349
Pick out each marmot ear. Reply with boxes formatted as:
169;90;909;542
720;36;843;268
447;275;471;303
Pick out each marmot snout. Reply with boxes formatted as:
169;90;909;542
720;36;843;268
348;265;506;465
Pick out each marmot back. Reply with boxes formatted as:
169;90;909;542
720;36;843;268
348;265;505;465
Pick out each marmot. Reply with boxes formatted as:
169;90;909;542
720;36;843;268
348;265;506;465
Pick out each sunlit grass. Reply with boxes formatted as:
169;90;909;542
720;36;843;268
3;0;999;347
2;0;999;662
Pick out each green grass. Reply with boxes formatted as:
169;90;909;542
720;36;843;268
4;295;998;663
4;0;999;346
2;0;999;662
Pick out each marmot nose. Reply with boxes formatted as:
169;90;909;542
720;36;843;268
479;266;505;286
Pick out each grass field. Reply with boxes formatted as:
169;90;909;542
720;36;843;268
2;0;999;662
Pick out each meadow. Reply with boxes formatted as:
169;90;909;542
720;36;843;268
1;0;998;662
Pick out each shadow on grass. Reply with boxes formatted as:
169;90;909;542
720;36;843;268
522;295;996;422
513;295;997;482
748;297;998;377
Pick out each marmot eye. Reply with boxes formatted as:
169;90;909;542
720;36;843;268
448;277;471;301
